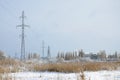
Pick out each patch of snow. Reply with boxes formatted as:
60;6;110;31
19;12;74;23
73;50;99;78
8;70;120;80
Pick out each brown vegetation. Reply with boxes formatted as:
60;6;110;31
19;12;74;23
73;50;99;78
0;58;22;73
33;62;120;73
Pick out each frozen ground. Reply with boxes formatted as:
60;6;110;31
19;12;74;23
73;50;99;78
8;71;120;80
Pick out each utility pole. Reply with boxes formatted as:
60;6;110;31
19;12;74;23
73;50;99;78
42;40;45;58
17;11;29;61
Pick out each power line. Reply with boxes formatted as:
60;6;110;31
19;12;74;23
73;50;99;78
3;0;18;13
0;1;17;27
17;11;29;61
0;16;13;26
0;1;18;19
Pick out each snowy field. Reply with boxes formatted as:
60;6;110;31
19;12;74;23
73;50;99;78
7;70;120;80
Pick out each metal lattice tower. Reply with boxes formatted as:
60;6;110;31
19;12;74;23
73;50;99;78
42;40;45;57
47;46;51;58
17;11;29;61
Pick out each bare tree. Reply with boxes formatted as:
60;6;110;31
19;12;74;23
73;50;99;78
78;49;84;58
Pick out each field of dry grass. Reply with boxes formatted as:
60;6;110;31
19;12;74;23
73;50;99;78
0;58;22;73
0;59;120;80
0;58;120;73
33;62;120;72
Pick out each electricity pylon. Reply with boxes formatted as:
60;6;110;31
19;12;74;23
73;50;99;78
17;11;29;61
42;40;45;58
47;46;51;58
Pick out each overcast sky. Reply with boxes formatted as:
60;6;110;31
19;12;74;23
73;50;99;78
0;0;120;57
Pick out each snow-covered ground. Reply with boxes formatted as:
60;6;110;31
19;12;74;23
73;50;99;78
8;71;120;80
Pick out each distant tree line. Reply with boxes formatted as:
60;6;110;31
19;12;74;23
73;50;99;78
57;49;85;60
27;53;40;60
57;49;120;61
